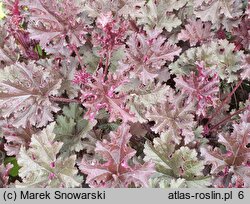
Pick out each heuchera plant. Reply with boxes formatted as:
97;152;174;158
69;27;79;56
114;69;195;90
0;0;249;188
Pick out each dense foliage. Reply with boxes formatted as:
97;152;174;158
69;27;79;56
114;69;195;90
0;0;249;188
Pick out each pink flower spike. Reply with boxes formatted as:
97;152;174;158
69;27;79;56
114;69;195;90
48;173;56;180
73;70;92;85
50;162;55;168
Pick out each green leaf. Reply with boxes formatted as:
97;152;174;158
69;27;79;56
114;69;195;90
58;57;80;99
54;103;97;156
80;45;100;74
171;147;204;178
4;157;20;177
0;2;6;20
16;122;82;188
136;0;186;32
127;82;170;123
144;132;211;188
170;39;244;83
109;47;126;73
35;44;43;57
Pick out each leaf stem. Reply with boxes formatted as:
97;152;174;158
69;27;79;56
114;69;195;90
70;44;85;69
208;79;243;124
129;20;139;33
210;107;247;131
50;96;81;104
103;51;111;81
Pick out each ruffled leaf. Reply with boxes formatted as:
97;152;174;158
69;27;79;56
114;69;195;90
78;123;155;188
178;19;213;46
122;30;181;84
54;103;97;157
1;122;35;156
170;39;245;83
146;89;196;144
144;132;210;188
0;61;61;128
136;0;183;32
80;69;136;123
16;122;81;188
175;61;220;116
201;110;250;187
0;25;19;68
22;0;88;54
58;57;80;99
194;0;243;31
